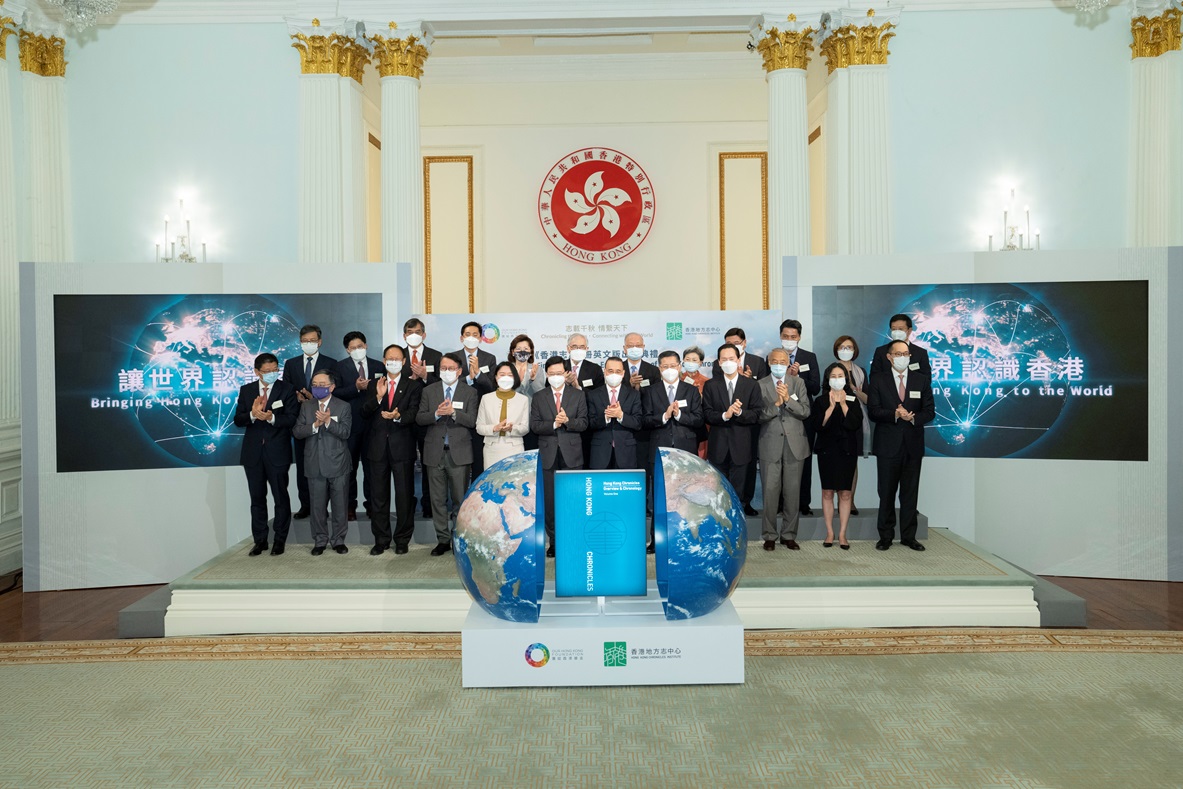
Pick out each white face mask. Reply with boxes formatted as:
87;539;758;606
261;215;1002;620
300;341;319;356
731;343;745;355
385;360;403;375
404;332;424;348
604;373;624;388
496;376;515;391
660;368;680;383
462;335;481;350
568;348;587;364
781;338;799;352
891;356;911;372
829;377;846;390
683;361;700;374
719;360;738;376
837;348;855;362
440;369;459;385
548;374;566;389
349;347;367;362
890;329;908;342
625;347;645;361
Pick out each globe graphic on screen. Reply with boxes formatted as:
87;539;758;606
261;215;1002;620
903;283;1072;458
128;295;301;466
653;447;747;620
453;451;545;623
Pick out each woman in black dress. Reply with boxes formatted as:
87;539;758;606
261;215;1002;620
812;363;864;549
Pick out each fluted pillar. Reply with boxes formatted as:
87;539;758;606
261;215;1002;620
753;14;817;304
1;1;25;424
820;7;900;255
19;20;72;263
1130;3;1182;247
369;22;430;310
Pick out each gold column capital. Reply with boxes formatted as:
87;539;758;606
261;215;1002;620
18;29;66;77
334;34;370;84
753;15;818;73
1131;7;1181;59
819;8;900;75
0;22;15;62
287;17;370;82
368;23;431;79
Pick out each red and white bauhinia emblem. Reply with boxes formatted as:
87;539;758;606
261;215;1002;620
537;147;655;264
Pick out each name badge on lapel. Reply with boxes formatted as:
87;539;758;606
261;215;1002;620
426;365;435;373
271;400;284;409
676;399;688;407
582;379;593;387
909;362;920;371
640;379;651;387
798;363;810;372
909;391;921;399
846;395;856;402
452;401;465;410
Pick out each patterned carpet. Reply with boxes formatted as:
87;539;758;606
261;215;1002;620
1;630;1182;788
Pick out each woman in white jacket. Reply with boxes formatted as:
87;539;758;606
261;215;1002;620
476;362;531;468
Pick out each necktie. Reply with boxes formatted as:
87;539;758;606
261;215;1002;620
554;390;562;414
412;349;419;367
898;374;906;402
609;388;617;406
387;378;395;409
631;364;638;376
358;361;365;380
304;356;313;387
443;386;452;447
668;384;676;405
790;352;796;366
727;379;734;402
262;385;269;401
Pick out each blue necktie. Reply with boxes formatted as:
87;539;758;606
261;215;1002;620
443;387;453;448
304;356;313;387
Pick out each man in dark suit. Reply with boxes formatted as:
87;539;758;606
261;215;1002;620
363;344;424;556
566;332;604;393
718;327;770;516
645;350;705;553
333;330;385;520
446;320;498;482
291;369;353;555
867;340;935;551
233;353;299;556
702;343;764;503
282;323;337;520
529;355;589;557
415;354;479;556
403;317;443;519
623;332;660;512
780;319;822;516
586;356;642;470
869;313;933;379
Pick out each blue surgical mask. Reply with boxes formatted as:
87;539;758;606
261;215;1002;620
311;385;331;400
261;371;279;385
770;364;788;378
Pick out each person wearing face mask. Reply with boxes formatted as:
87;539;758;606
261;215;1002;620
586;356;643;471
681;346;710;459
623;332;660;512
476;362;531;468
703;343;764;506
292;370;353;556
362;345;424;556
812;363;865;550
416;355;480;556
716;328;769;517
334;330;385;521
402;317;443;521
780;318;822;517
508;334;545;398
645;350;705;456
564;332;604;393
233;353;299;556
756;348;811;551
529;356;589;557
867;340;935;552
446;321;499;482
870;313;932;379
282;324;338;521
833;335;871;515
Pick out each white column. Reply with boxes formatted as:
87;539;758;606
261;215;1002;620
340;77;367;262
1130;5;1183;247
20;24;72;262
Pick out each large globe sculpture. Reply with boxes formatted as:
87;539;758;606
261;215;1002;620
652;447;747;620
453;451;546;623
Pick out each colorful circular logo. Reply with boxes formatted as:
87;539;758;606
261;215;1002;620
481;323;500;344
524;643;550;667
538;147;655;265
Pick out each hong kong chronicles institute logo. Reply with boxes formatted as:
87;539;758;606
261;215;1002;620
537;148;655;264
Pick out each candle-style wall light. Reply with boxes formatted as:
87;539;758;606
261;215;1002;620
987;186;1040;252
156;196;209;263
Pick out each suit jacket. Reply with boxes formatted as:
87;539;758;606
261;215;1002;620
870;341;933;379
404;344;443;386
810;391;864;457
586;384;643;468
282;352;337;395
643;379;704;454
291;395;353;478
569;359;604;393
233;379;298;466
624;359;660;439
529;385;588;469
867;369;935;459
362;374;424;463
333;356;386;439
702;373;764;465
757;375;811;462
712;351;770;380
415;379;480;466
786;348;822;399
446;347;498;400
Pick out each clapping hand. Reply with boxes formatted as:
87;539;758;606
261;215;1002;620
314;408;332;428
775;380;789;406
629;371;643;390
830;388;845;405
356;374;370;391
380;408;400;421
468;355;481;380
410;358;427;380
788;361;800;377
555;406;569;427
251;396;268;421
741;365;753;378
436;398;455;418
375;377;388;400
726;399;743;418
604;402;623;421
297;387;312;403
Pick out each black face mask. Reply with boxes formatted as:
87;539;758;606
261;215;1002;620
514;351;531;362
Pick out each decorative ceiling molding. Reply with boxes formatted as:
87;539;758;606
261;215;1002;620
420;51;766;84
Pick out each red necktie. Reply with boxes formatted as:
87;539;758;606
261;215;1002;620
412;349;419;366
609;388;617;406
387;378;395;409
554;390;562;415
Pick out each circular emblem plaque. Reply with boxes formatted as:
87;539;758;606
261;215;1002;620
537;147;655;264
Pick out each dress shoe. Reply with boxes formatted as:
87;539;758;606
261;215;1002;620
800;507;814;517
762;540;775;551
849;506;860;516
743;505;759;517
875;539;892;551
292;508;310;520
311;546;326;556
545;545;555;558
781;539;800;550
270;542;285;556
394;544;409;555
333;545;349;554
369;545;386;556
430;543;452;557
840;542;850;550
823;541;833;548
248;542;267;557
901;539;926;552
347;509;357;521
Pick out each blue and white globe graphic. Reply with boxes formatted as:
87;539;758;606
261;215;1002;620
904;283;1071;457
653;447;747;620
453;451;546;623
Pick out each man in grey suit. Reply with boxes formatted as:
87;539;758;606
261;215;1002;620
415;354;479;556
291;370;354;555
757;348;812;551
529;355;589;558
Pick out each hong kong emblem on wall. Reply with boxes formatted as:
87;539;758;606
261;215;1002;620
537;148;655;264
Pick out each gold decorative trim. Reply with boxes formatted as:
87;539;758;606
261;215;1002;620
335;35;370;84
820;11;897;75
1131;7;1181;59
18;30;67;77
0;14;15;61
289;29;369;83
423;156;475;314
718;152;769;311
756;17;817;73
369;24;430;80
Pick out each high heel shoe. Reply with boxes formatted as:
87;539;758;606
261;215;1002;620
823;540;833;548
839;541;850;550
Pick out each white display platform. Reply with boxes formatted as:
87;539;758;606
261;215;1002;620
462;588;745;688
